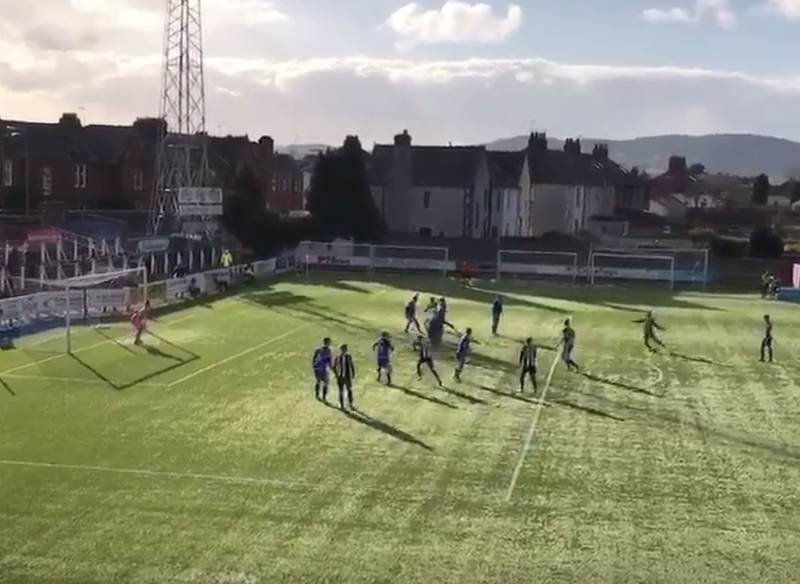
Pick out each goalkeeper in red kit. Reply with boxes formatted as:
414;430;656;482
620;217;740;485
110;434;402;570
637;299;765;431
131;301;151;345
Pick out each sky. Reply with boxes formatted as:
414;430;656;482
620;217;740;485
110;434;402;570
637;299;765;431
3;0;800;146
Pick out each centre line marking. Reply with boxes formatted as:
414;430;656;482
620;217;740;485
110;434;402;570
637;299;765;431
504;343;562;503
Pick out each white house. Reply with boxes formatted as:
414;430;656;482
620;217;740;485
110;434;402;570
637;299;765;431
487;151;528;238
521;135;637;237
369;131;491;238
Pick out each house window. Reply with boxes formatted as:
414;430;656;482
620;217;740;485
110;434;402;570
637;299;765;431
73;164;87;189
474;201;479;229
133;170;144;191
2;160;12;187
42;167;52;198
423;191;431;209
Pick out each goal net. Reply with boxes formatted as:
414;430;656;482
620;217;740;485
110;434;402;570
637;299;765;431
591;247;709;288
296;241;373;277
589;252;675;288
38;267;148;353
371;245;449;276
496;250;580;283
296;241;451;277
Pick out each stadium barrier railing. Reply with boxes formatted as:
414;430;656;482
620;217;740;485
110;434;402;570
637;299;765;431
0;254;297;340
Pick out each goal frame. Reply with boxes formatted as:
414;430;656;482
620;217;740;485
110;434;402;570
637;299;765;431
589;252;675;289
496;249;580;284
52;267;148;354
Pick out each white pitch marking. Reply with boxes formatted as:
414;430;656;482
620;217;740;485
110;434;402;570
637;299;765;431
0;334;132;377
0;459;315;490
635;358;664;390
2;374;167;388
168;323;312;387
504;343;562;503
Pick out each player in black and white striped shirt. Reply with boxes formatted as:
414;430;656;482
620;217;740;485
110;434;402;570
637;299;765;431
413;335;443;386
333;344;357;410
519;338;538;393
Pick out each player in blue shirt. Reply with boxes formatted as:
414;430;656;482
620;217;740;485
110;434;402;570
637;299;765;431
491;295;504;336
404;294;423;334
372;331;395;386
312;337;333;401
454;328;474;383
413;335;443;386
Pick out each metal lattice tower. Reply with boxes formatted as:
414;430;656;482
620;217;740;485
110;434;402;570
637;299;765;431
149;0;210;234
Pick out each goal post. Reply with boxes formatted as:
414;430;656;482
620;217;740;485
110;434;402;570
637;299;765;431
39;267;148;354
496;250;580;284
371;244;450;276
590;247;710;289
589;252;675;289
296;241;451;277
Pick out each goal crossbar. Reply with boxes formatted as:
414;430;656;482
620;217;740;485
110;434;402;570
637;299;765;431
44;267;148;354
590;253;675;289
496;249;580;283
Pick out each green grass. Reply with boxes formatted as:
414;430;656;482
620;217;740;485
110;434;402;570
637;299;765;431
1;273;800;583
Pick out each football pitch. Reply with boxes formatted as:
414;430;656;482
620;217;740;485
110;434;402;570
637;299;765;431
1;273;800;583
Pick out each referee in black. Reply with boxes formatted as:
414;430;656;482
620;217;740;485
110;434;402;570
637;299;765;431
519;338;538;394
333;344;357;410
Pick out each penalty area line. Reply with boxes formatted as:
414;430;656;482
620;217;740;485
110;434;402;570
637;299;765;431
168;323;312;387
0;459;316;491
504;345;562;503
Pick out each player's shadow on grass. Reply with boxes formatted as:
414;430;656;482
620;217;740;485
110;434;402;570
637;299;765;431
579;388;800;466
70;338;199;391
0;376;15;396
242;291;312;308
389;384;457;410
442;384;489;406
342;408;434;452
478;384;543;405
553;399;626;422
669;351;726;367
582;372;663;398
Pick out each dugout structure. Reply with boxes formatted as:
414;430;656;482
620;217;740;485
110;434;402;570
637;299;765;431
496;250;580;284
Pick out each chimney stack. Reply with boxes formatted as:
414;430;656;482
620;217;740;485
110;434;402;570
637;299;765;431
564;138;582;156
394;129;412;147
527;132;548;153
258;136;274;158
59;112;82;129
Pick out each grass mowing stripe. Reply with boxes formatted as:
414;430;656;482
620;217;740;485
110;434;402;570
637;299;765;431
504;343;562;503
0;459;317;491
167;322;313;387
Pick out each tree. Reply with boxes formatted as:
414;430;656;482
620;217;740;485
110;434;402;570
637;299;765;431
306;136;385;242
749;227;784;259
688;163;706;176
223;165;314;256
752;174;770;205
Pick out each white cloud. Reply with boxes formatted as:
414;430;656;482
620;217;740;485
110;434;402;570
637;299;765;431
643;0;736;28
759;0;800;19
386;1;522;45
206;0;289;25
